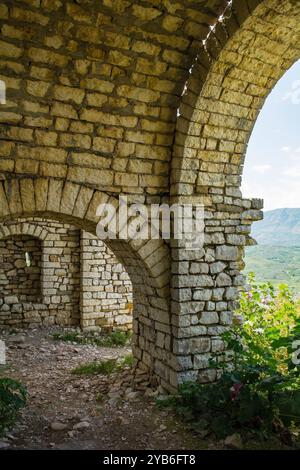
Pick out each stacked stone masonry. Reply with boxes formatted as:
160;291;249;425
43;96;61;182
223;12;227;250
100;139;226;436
0;218;133;330
0;235;42;303
81;231;133;331
0;0;299;390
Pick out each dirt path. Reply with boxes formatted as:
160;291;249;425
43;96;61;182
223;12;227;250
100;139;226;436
0;328;212;450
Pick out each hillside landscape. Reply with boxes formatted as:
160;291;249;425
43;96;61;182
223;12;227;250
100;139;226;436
244;208;300;292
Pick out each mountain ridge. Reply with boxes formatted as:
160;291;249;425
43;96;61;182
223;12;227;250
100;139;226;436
251;208;300;246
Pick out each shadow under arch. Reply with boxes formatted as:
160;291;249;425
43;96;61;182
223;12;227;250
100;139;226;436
0;176;174;388
0;228;44;306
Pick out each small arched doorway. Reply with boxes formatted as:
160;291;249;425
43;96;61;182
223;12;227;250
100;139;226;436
0;176;174;390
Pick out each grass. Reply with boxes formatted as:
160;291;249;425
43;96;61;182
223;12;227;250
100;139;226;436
6;328;19;335
71;354;134;376
121;353;134;368
0;364;10;374
52;331;81;343
244;245;300;293
52;330;132;348
72;359;118;376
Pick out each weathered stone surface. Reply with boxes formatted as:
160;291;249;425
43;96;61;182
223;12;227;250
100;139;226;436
215;246;239;261
215;273;232;287
0;218;132;331
174;337;211;355
51;422;68;432
224;433;243;449
0;0;291;389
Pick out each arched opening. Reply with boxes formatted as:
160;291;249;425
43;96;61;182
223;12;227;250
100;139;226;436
170;0;300;384
0;176;172;390
242;59;300;291
0;177;177;449
0;217;133;330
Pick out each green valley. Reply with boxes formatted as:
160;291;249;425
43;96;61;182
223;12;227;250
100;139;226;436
244;245;300;292
244;208;300;293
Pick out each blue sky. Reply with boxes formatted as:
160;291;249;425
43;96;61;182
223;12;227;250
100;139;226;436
241;60;300;211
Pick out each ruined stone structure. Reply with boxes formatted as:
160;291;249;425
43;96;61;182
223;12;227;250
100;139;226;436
0;0;299;390
0;218;133;329
81;231;133;331
0;218;81;326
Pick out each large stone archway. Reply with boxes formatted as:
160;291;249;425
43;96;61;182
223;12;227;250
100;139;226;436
1;0;299;389
0;176;175;388
170;0;300;382
173;0;300;196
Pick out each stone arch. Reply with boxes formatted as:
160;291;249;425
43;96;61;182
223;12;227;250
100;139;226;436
171;0;300;285
168;0;300;384
0;175;175;389
0;217;134;332
0;220;50;241
173;0;300;196
2;0;298;389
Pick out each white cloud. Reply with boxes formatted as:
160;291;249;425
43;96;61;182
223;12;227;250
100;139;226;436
281;80;300;104
284;165;300;177
242;179;300;210
289;153;300;161
279;147;300;161
252;164;271;174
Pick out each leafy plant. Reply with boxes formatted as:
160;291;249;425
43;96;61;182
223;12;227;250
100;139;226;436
0;378;28;435
120;353;134;368
106;331;132;347
52;331;81;343
160;275;300;444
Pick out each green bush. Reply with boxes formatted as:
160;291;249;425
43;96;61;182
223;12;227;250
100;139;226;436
0;378;28;435
106;331;131;347
160;275;300;444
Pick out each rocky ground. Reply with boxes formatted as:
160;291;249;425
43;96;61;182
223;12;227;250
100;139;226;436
0;327;214;450
0;328;290;451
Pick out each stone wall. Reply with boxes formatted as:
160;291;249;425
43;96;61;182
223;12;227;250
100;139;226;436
0;0;229;198
0;218;81;327
169;0;300;385
0;0;299;389
81;232;133;331
0;218;133;330
0;235;42;303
